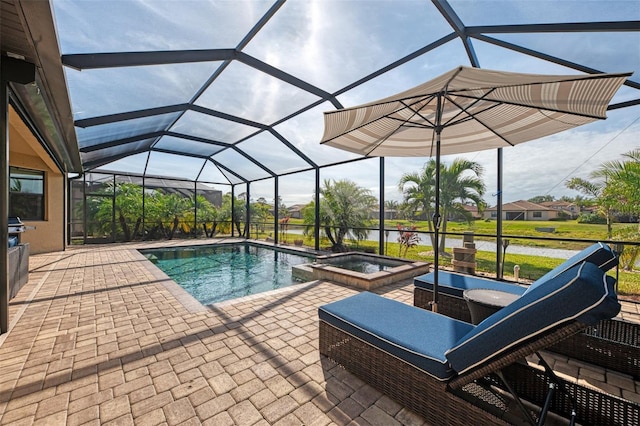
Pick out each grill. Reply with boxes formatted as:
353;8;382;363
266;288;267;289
9;217;26;246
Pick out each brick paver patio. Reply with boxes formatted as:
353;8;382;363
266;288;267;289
0;240;638;425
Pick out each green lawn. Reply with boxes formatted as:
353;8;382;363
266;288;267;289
374;239;639;297
384;218;632;250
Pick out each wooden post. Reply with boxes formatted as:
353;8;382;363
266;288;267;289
452;231;477;274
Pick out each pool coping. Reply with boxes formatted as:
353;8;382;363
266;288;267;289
133;248;210;314
298;251;430;291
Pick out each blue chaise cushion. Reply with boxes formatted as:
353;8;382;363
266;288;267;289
445;262;620;375
414;272;526;298
319;292;474;380
522;242;617;295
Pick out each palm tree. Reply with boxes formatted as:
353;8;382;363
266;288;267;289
188;195;218;237
398;161;437;246
566;175;616;238
594;149;640;270
220;193;246;236
159;193;191;239
595;149;640;218
438;159;486;253
93;182;143;241
250;198;272;237
399;158;485;255
303;179;377;252
384;200;400;220
566;149;640;239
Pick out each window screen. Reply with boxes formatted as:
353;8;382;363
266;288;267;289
10;167;45;220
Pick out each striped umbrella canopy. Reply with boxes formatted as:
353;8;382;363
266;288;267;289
320;66;630;311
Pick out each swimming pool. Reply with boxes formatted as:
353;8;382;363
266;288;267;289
141;243;314;305
293;252;430;291
322;258;394;274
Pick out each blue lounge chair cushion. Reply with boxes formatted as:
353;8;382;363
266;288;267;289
522;242;617;295
414;272;526;298
319;292;474;380
445;262;620;375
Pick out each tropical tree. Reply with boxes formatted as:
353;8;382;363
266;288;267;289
114;183;144;240
594;149;640;270
250;197;272;237
159;193;191;239
528;195;555;204
399;158;485;255
189;195;219;237
595;149;640;220
398;200;417;220
302;179;377;252
567;148;640;239
398;160;437;232
438;159;486;251
384;200;400;220
276;196;289;218
92;182;143;241
566;174;616;237
220;193;247;236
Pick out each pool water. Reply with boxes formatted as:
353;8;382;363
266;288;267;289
327;259;392;274
142;244;314;305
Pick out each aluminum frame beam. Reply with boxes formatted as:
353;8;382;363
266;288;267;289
62;50;342;109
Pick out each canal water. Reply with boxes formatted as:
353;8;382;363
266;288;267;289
286;228;580;260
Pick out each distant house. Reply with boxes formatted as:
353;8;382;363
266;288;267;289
287;204;307;219
483;200;557;221
539;200;579;219
369;208;399;220
450;204;482;221
463;204;479;218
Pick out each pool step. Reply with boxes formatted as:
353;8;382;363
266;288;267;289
292;264;315;282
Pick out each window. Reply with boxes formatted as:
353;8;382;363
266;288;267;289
10;167;45;220
533;211;542;218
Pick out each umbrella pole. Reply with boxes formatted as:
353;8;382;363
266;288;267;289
432;134;441;313
432;94;443;313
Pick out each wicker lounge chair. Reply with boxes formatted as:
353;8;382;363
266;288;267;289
320;262;638;425
413;242;639;379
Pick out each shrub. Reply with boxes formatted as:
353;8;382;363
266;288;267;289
549;217;563;222
577;213;607;224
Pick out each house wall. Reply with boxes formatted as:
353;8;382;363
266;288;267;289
8;108;65;254
526;210;558;220
483;210;558;221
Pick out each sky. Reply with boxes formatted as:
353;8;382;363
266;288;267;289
51;0;640;208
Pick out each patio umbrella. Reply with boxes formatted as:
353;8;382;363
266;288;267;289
320;65;630;312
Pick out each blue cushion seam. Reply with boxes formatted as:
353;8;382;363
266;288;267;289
599;257;617;270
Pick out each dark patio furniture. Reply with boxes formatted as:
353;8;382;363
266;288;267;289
463;288;520;324
8;217;29;299
320;262;637;425
413;242;639;379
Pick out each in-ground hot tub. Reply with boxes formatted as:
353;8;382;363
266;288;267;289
293;252;430;290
